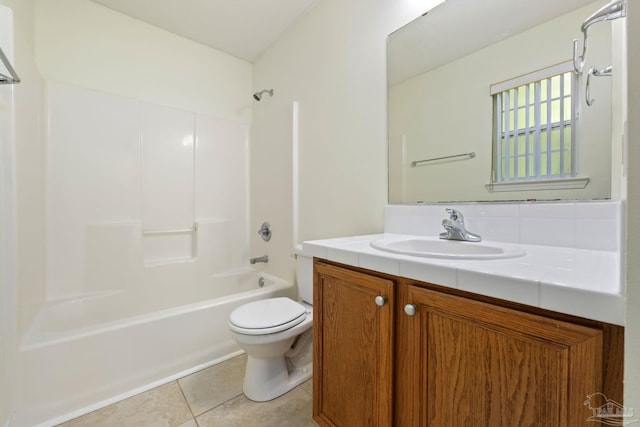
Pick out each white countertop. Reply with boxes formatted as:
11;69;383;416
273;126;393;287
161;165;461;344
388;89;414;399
302;233;624;326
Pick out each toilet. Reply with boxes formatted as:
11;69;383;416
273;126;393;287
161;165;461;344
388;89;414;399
228;253;313;402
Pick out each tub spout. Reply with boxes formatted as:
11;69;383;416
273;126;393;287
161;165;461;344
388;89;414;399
250;255;269;264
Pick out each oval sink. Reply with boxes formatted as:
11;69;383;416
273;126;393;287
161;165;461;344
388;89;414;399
370;236;525;260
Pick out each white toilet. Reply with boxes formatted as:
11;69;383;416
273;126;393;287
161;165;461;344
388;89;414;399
228;254;313;402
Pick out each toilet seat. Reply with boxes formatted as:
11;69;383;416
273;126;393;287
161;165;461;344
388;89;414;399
229;297;307;335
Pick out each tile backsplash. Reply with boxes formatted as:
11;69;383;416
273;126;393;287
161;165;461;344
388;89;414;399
384;201;623;252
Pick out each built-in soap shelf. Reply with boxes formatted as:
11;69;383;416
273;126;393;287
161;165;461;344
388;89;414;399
142;223;198;266
142;224;197;236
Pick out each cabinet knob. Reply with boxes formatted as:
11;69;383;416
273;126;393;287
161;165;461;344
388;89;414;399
375;296;387;307
404;304;417;316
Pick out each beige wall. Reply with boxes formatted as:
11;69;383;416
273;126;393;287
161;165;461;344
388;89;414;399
625;0;640;412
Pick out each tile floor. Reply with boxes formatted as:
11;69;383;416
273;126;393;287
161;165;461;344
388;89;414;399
57;354;318;427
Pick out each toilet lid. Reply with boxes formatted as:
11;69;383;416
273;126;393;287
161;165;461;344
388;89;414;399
229;297;306;334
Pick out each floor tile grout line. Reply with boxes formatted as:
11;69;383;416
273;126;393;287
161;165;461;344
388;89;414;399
191;391;245;418
176;379;199;426
58;355;315;426
176;357;247;419
192;392;255;425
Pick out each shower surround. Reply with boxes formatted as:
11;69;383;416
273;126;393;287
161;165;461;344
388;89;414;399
43;81;250;298
11;81;293;426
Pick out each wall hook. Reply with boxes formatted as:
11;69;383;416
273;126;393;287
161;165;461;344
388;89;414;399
572;0;626;74
586;65;612;106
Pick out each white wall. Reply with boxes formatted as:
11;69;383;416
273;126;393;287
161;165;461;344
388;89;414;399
0;0;45;344
0;0;255;330
625;0;640;413
29;0;252;301
0;0;42;425
35;0;252;123
251;0;442;283
0;0;254;423
255;0;639;412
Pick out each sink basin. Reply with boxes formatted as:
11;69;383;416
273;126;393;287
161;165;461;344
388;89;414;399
370;236;526;260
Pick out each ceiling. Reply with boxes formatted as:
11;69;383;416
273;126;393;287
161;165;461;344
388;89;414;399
89;0;319;62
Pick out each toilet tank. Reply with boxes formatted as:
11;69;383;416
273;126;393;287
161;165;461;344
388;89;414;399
295;252;313;304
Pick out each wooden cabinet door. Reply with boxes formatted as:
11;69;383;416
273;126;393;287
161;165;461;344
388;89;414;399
313;261;394;427
402;286;603;427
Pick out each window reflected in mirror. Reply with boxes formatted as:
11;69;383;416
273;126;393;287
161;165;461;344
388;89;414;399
387;0;626;203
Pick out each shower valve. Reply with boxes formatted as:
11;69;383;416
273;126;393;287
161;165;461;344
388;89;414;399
257;222;272;241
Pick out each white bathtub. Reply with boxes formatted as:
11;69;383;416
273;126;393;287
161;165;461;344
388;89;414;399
15;270;294;427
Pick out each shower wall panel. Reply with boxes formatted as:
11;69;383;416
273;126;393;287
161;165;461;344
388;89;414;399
141;103;195;231
195;114;250;271
46;82;141;299
44;81;250;300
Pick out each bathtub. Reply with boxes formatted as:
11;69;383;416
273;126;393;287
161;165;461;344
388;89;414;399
15;270;294;427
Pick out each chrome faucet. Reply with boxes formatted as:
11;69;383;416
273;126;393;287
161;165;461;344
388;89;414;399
250;255;269;264
439;209;481;242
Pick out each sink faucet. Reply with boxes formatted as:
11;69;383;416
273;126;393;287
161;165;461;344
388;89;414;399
439;209;481;242
250;255;269;264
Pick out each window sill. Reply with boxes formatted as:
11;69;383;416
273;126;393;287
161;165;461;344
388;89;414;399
485;176;590;192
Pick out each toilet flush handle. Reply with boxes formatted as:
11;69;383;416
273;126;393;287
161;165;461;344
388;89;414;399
375;296;387;307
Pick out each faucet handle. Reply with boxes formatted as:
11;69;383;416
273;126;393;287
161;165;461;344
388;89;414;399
257;222;272;241
445;208;464;223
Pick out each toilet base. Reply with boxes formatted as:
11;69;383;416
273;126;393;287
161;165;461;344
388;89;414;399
242;355;312;402
242;329;313;402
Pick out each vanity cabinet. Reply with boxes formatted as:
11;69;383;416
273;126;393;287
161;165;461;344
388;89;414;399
313;261;394;427
313;259;624;427
397;285;602;426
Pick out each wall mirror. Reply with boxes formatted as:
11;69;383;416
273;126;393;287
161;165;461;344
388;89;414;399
387;0;626;203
